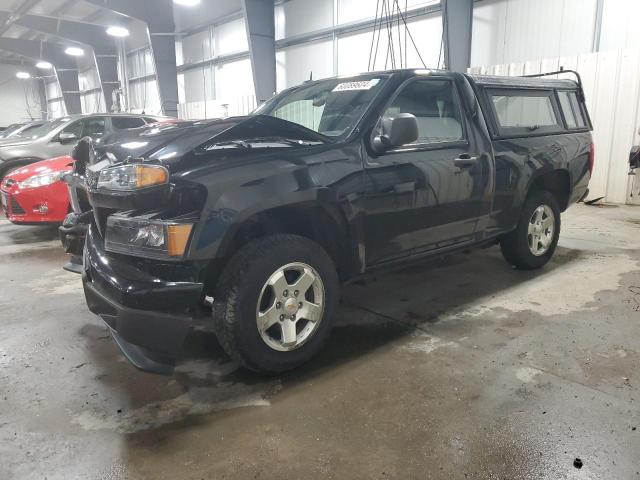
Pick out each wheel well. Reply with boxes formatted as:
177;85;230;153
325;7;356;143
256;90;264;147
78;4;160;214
529;170;570;211
204;204;353;293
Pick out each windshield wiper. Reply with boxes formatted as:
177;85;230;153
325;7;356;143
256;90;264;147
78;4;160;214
205;140;252;150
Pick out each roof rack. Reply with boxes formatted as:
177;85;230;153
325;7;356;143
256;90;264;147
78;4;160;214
522;68;583;89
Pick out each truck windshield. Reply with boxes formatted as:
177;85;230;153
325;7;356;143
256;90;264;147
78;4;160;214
256;75;388;138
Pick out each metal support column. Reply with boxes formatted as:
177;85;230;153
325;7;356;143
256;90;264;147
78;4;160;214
84;0;180;117
0;38;82;114
242;0;276;104
442;0;473;73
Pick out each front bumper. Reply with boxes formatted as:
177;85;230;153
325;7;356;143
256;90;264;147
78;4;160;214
0;182;69;224
83;224;204;374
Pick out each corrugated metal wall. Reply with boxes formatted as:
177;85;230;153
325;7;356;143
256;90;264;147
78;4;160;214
471;0;598;67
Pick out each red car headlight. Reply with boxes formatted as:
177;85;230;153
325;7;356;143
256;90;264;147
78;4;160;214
18;171;65;189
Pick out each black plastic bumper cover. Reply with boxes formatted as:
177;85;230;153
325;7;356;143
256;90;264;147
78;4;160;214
83;224;204;374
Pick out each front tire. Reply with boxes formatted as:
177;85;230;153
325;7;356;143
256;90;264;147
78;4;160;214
500;191;561;270
213;234;339;373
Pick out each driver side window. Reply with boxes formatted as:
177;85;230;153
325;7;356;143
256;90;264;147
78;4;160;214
383;79;465;146
82;117;106;139
61;120;84;138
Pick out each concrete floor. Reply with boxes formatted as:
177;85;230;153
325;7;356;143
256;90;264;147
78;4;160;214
0;204;639;480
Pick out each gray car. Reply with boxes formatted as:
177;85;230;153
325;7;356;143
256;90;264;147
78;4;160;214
0;120;47;140
0;114;165;180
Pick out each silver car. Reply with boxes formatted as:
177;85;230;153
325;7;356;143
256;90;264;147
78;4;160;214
0;114;165;180
0;120;47;140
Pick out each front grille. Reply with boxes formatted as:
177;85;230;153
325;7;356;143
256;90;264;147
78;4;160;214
85;167;99;190
10;196;25;215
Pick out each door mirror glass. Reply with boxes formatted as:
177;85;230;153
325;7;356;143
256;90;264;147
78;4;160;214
58;132;79;144
372;113;418;153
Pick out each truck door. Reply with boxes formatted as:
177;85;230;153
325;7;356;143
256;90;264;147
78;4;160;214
363;76;492;266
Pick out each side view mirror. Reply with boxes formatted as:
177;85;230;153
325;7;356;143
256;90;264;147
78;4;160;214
372;113;418;153
58;132;79;144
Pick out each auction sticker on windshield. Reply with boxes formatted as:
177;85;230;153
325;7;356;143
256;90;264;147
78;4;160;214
332;79;380;92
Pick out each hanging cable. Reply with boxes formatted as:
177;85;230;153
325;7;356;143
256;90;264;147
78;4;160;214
395;0;403;68
437;4;446;69
367;0;382;71
393;0;427;68
383;0;396;69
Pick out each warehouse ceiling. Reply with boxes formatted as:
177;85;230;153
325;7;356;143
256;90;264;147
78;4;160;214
0;0;244;64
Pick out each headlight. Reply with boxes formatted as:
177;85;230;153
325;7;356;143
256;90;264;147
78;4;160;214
105;214;194;260
18;171;64;189
97;164;168;191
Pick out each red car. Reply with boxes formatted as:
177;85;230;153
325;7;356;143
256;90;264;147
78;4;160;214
0;155;73;224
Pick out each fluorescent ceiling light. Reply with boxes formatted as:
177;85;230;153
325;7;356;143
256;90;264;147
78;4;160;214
106;26;129;37
16;71;31;79
174;0;201;6
35;61;53;69
65;47;84;56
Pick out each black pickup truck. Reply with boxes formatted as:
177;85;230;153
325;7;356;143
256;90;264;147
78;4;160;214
70;69;593;374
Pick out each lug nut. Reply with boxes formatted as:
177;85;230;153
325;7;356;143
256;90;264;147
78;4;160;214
279;314;285;320
291;314;296;320
276;302;282;309
283;289;288;297
294;290;299;297
298;302;303;308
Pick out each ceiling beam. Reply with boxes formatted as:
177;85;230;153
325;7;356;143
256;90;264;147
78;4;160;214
0;37;82;114
0;0;42;37
15;14;120;110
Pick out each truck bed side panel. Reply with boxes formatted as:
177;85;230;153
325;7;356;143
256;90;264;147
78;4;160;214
486;132;592;234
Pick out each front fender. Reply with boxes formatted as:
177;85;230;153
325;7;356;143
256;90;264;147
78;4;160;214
187;186;331;261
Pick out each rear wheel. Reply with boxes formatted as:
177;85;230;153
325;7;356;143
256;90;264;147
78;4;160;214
213;234;339;373
500;191;561;270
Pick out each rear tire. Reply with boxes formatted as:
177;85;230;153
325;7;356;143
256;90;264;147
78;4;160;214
500;191;561;270
213;234;339;373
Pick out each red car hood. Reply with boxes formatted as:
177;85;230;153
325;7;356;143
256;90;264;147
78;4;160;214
5;155;74;182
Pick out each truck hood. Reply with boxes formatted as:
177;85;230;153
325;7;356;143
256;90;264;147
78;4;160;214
93;115;329;173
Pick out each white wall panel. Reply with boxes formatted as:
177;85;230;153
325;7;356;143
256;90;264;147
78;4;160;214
128;79;162;115
215;17;248;55
337;13;442;75
604;49;640;204
337;0;437;25
403;14;444;69
471;0;597;67
0;64;43;124
81;91;103;113
183;67;215;104
214;58;255;106
48;100;66;119
182;29;212;64
45;80;61;100
600;0;640;52
275;0;333;40
277;40;334;90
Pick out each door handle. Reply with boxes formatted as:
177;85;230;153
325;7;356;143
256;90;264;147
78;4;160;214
453;153;478;168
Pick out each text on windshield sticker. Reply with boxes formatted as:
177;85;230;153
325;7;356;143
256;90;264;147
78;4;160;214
332;79;380;92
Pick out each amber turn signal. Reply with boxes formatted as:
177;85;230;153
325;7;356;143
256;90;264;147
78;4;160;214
166;224;194;257
135;165;168;188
